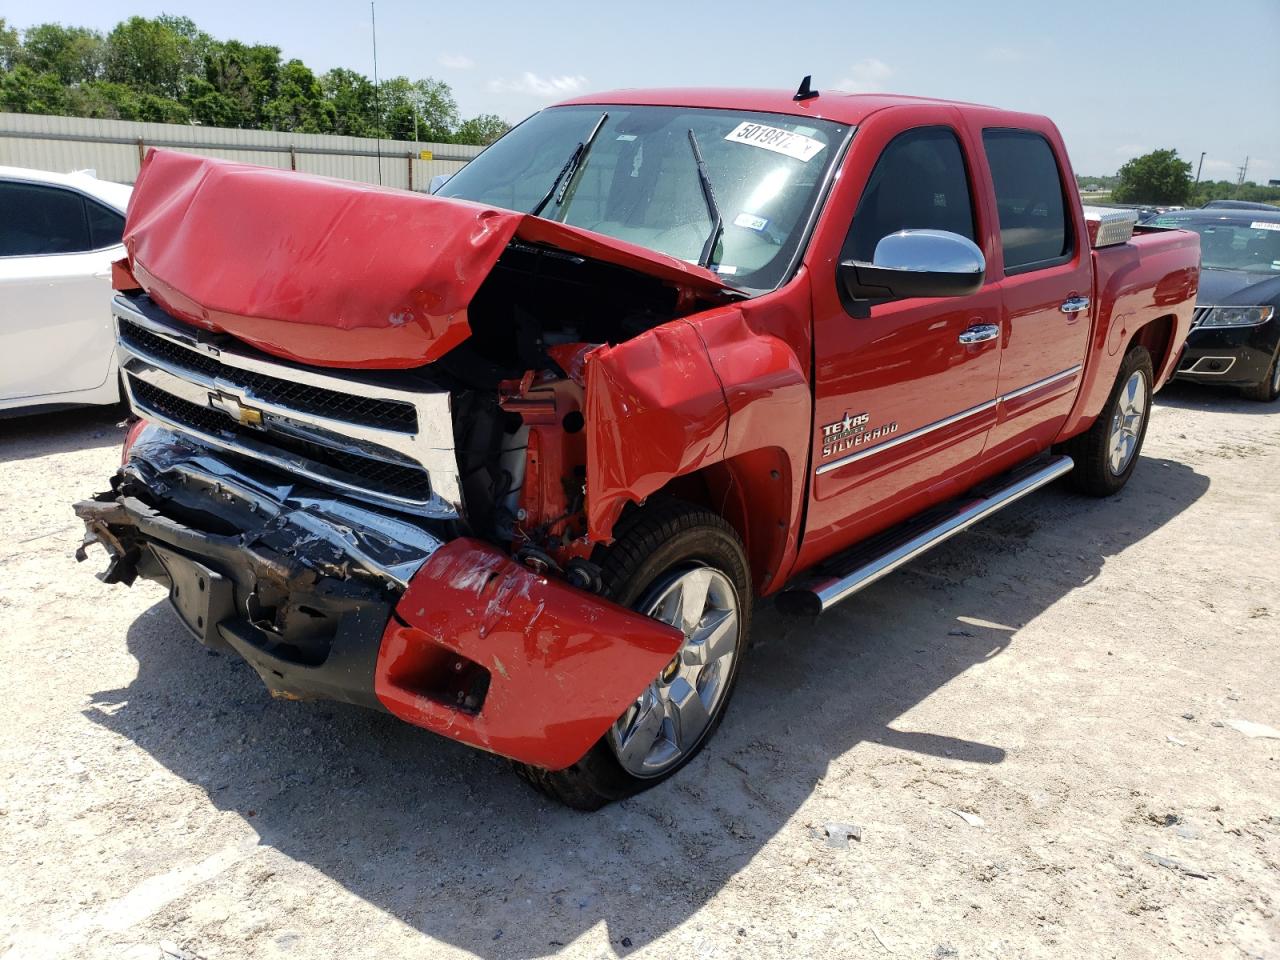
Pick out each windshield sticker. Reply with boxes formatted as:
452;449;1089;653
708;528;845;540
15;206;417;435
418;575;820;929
724;122;826;162
733;213;769;232
615;134;637;141
1251;220;1280;231
715;265;739;275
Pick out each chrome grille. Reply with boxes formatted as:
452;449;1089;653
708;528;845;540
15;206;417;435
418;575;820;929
126;377;434;502
118;319;419;432
113;294;462;518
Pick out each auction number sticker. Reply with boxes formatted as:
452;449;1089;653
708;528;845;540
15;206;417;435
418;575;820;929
1251;220;1280;231
724;122;826;162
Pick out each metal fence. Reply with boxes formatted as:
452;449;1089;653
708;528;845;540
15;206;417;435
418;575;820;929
0;112;482;190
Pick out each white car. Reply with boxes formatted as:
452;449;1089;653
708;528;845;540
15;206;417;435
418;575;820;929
0;166;132;414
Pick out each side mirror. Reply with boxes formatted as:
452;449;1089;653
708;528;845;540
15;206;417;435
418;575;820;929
839;229;985;301
428;173;452;194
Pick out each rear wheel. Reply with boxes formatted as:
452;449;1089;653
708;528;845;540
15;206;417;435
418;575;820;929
516;500;751;810
1064;345;1154;497
1240;347;1280;403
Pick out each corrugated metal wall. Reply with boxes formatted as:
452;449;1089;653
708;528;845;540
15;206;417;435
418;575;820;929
0;112;482;190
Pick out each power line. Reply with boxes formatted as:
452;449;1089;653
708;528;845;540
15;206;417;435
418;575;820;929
371;1;382;185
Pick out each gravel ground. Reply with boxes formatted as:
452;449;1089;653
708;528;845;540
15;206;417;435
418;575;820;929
1;382;1277;960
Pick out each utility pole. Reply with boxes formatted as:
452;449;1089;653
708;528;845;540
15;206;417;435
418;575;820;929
371;1;382;185
1194;151;1205;185
1236;156;1249;190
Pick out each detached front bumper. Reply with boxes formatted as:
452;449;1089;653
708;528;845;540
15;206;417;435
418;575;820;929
76;427;683;770
1174;316;1280;387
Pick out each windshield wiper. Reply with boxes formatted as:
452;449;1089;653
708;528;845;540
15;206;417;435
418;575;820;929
529;112;608;217
687;128;723;270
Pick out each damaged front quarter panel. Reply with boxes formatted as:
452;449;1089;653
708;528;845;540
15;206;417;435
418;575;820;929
376;538;684;770
583;320;730;541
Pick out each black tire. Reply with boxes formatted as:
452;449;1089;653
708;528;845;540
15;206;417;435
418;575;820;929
1064;345;1154;497
516;500;751;810
1240;347;1280;403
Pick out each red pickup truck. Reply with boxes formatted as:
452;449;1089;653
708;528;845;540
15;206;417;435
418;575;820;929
76;87;1199;809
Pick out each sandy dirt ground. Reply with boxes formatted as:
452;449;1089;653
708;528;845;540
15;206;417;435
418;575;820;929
1;381;1277;960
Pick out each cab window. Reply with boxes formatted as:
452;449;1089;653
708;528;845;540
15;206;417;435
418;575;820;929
86;199;125;250
0;181;90;256
0;181;123;257
982;130;1072;272
843;126;977;263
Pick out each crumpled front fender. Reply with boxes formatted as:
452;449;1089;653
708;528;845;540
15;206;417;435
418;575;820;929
375;538;684;770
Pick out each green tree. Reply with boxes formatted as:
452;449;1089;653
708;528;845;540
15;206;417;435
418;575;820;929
321;67;378;137
453;114;509;145
378;76;458;142
1189;178;1280;207
0;13;467;145
64;80;188;122
20;23;105;85
0;65;68;114
1112;149;1192;205
0;18;19;71
200;40;282;128
264;59;334;133
104;15;209;99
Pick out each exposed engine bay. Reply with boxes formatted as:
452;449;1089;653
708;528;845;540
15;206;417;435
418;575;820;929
443;239;720;567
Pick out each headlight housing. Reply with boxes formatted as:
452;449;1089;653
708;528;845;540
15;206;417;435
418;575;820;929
1198;305;1275;328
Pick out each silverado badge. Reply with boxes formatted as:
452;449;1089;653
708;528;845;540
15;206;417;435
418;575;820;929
821;410;899;458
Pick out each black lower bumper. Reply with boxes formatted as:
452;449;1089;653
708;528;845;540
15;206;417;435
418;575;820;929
1174;319;1280;387
73;428;447;711
77;489;393;711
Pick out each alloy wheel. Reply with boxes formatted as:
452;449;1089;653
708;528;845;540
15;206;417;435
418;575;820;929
608;566;740;777
1107;369;1148;475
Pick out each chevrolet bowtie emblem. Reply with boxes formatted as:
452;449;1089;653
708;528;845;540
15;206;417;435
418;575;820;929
209;391;264;427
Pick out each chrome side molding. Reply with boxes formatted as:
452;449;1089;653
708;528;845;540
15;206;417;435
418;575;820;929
781;455;1074;616
817;365;1082;476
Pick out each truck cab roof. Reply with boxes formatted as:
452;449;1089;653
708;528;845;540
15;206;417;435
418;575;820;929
556;87;1041;127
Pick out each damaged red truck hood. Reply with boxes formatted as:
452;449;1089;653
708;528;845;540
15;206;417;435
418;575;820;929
123;150;730;368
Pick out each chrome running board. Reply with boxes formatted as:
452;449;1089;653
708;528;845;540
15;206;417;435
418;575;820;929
778;455;1074;616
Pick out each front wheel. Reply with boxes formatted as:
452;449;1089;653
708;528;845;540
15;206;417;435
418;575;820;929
1064;345;1154;497
516;500;751;810
1240;346;1280;403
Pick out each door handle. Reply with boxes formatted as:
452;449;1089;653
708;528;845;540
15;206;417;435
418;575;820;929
1060;296;1090;314
958;324;1000;345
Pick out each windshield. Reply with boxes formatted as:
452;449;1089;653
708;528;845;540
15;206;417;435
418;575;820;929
1150;214;1280;273
437;105;849;292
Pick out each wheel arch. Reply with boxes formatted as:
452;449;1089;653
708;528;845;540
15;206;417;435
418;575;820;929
638;446;798;597
1130;313;1178;389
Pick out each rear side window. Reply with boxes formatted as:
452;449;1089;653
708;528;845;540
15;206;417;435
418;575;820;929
0;181;95;257
983;130;1071;272
843;126;976;263
86;200;125;249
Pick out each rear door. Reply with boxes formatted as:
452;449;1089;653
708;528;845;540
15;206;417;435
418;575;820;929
801;118;1002;567
0;179;125;403
980;129;1092;471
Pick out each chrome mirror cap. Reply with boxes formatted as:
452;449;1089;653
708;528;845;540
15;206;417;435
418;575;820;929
839;228;986;302
872;229;986;275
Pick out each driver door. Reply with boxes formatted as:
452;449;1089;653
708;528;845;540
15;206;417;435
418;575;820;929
800;123;1002;566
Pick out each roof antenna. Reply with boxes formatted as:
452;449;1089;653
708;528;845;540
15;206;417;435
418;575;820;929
793;75;819;102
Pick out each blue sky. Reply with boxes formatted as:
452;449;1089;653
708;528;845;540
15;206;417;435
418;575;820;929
9;0;1280;182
